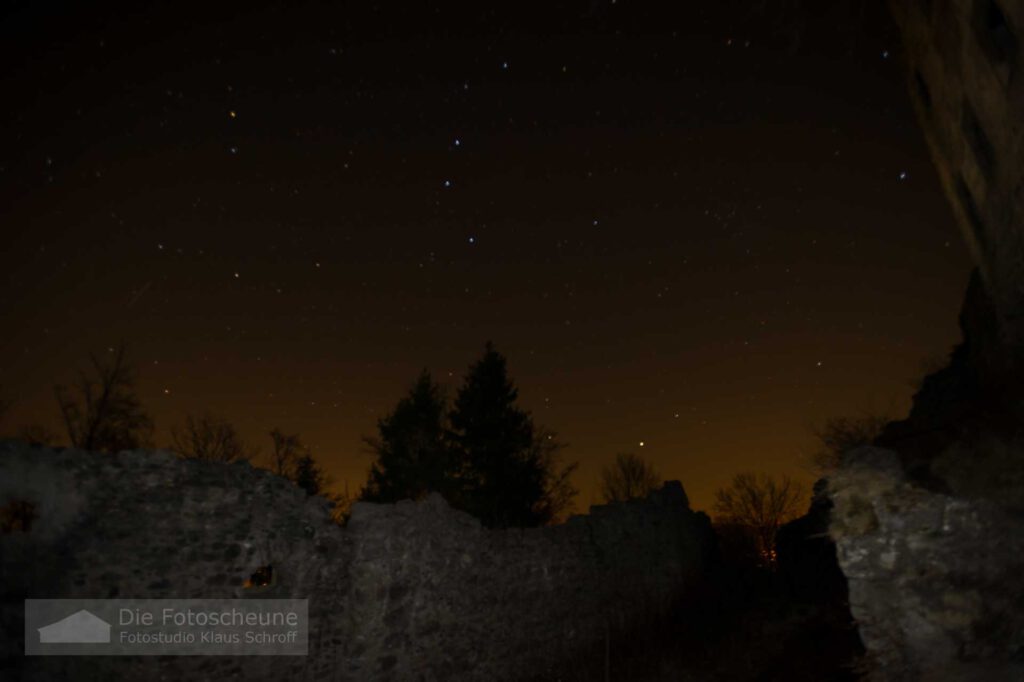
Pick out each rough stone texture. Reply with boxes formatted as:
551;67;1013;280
836;6;1024;677
880;0;1024;480
890;0;1024;349
0;440;710;681
876;269;1016;482
829;447;1024;681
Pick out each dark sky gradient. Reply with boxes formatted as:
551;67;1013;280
0;2;972;512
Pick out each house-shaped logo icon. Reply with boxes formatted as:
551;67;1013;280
38;609;111;644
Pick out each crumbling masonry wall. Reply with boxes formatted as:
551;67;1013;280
0;441;710;681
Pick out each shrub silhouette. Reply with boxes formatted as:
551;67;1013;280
809;413;889;473
171;412;252;462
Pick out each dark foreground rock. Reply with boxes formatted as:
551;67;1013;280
0;441;711;681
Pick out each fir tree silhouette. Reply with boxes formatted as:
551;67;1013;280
362;370;455;503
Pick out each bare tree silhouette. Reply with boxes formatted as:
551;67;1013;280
54;344;154;452
599;452;661;503
265;428;348;522
171;412;251;462
714;472;805;566
530;428;578;523
269;428;304;478
267;428;329;495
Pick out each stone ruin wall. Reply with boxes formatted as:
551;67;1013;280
0;441;711;681
829;447;1024;681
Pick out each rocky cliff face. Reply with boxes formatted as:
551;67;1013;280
0;441;711;681
831;3;1024;676
879;0;1024;477
876;269;1021;484
829;446;1024;681
889;0;1024;348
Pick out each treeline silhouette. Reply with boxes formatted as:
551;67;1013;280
362;342;577;527
0;342;588;528
0;339;880;540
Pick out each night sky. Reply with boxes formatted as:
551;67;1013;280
0;2;972;512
